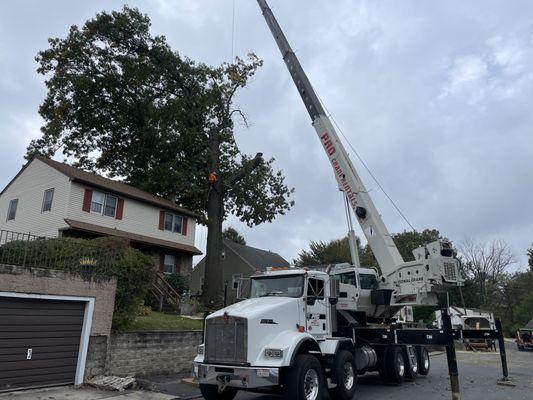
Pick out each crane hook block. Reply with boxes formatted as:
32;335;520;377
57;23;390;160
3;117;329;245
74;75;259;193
355;206;367;219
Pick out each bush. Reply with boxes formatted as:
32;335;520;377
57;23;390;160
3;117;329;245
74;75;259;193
0;236;154;330
165;273;190;295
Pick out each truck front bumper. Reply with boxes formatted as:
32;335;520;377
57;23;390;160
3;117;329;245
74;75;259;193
194;363;279;389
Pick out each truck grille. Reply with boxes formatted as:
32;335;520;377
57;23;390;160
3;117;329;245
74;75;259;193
443;262;457;282
205;316;247;364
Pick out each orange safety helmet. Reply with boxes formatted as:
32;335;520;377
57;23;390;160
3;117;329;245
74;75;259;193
208;172;218;185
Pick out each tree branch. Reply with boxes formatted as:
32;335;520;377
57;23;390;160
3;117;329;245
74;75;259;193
227;152;264;187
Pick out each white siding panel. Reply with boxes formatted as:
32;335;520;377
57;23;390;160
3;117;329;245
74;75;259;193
0;159;71;237
66;183;196;246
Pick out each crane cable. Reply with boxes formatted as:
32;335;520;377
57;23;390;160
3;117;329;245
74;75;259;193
316;93;417;232
231;0;236;61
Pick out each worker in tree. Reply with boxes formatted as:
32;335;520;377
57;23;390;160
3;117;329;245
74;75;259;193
208;172;218;193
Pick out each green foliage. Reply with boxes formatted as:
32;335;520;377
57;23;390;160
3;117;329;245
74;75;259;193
294;236;358;266
0;236;153;330
126;312;203;331
392;229;442;262
165;273;190;295
223;227;246;245
294;229;442;271
527;246;533;271
27;5;293;226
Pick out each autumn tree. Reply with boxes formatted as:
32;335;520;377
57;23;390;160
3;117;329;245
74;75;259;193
459;238;516;305
27;6;293;306
223;227;246;245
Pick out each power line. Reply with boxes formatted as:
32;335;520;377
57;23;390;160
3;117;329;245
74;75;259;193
316;93;416;232
231;0;236;61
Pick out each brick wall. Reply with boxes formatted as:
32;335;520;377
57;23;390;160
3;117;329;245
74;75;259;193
106;331;203;377
0;264;117;336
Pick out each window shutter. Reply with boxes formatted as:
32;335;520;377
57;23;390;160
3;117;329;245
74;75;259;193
116;198;124;220
82;189;92;212
159;253;165;273
182;216;188;235
158;211;165;230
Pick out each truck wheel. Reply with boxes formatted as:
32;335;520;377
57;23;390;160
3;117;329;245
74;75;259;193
330;350;357;400
384;346;406;384
199;384;237;400
416;346;430;376
404;347;418;380
285;354;325;400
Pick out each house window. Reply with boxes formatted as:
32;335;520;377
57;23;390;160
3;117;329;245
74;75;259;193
91;191;117;217
163;254;177;274
7;199;18;221
163;213;185;234
232;274;243;290
41;188;54;212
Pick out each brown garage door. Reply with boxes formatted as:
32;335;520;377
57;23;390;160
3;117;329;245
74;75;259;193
0;297;85;392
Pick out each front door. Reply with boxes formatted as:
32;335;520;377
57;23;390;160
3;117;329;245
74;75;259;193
306;277;328;338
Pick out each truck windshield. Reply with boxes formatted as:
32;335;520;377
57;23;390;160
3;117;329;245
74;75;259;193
250;275;304;298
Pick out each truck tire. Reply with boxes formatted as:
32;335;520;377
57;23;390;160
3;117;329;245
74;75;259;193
416;346;430;376
285;354;325;400
330;350;357;400
404;347;418;380
384;346;406;384
199;384;237;400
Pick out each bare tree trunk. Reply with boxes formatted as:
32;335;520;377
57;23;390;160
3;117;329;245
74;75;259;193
202;132;224;308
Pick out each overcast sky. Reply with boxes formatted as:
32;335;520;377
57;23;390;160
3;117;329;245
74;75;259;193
1;0;532;268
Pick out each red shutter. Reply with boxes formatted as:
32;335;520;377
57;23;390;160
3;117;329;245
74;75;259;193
182;216;188;235
116;198;124;220
82;189;92;212
158;211;165;230
159;253;165;273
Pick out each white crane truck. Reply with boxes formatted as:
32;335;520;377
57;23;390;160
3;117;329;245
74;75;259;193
193;1;509;399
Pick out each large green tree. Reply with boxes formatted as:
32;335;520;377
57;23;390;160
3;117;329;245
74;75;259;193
27;6;294;306
223;227;246;245
528;245;533;271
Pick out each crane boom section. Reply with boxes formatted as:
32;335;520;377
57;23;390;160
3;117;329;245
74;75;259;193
257;0;404;273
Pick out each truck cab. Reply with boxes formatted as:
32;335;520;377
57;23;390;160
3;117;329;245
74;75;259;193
194;268;362;400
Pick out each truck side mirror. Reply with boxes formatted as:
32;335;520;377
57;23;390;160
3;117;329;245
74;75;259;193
329;297;338;305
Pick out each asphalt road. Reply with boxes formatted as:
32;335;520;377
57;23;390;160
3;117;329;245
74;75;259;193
234;343;532;400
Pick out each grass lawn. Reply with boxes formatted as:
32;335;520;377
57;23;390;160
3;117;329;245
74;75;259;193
126;312;203;331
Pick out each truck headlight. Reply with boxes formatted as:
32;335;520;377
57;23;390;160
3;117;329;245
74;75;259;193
264;348;283;358
197;345;204;355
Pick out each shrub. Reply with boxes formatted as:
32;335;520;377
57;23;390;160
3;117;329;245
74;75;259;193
0;236;153;330
165;273;190;295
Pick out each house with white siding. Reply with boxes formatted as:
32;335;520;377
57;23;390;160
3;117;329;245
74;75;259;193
0;156;202;275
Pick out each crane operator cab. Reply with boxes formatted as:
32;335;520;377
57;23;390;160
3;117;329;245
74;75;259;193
329;266;379;316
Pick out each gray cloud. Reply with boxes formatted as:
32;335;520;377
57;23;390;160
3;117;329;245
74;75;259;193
1;0;532;267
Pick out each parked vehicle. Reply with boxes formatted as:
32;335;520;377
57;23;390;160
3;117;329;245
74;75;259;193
516;329;533;351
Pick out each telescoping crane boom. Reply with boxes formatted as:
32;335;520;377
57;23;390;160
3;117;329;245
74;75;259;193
257;0;462;311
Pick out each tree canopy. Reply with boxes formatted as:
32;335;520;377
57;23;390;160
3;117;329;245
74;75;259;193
223;227;246;245
28;6;293;226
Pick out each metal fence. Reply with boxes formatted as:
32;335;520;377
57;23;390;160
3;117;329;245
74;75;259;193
0;229;118;279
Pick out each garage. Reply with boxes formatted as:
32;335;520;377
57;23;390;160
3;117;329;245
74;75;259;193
0;295;92;392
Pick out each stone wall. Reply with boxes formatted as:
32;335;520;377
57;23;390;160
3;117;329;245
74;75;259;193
106;331;203;377
85;336;108;379
0;264;117;336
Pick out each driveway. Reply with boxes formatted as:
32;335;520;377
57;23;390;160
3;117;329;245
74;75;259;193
0;387;177;400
